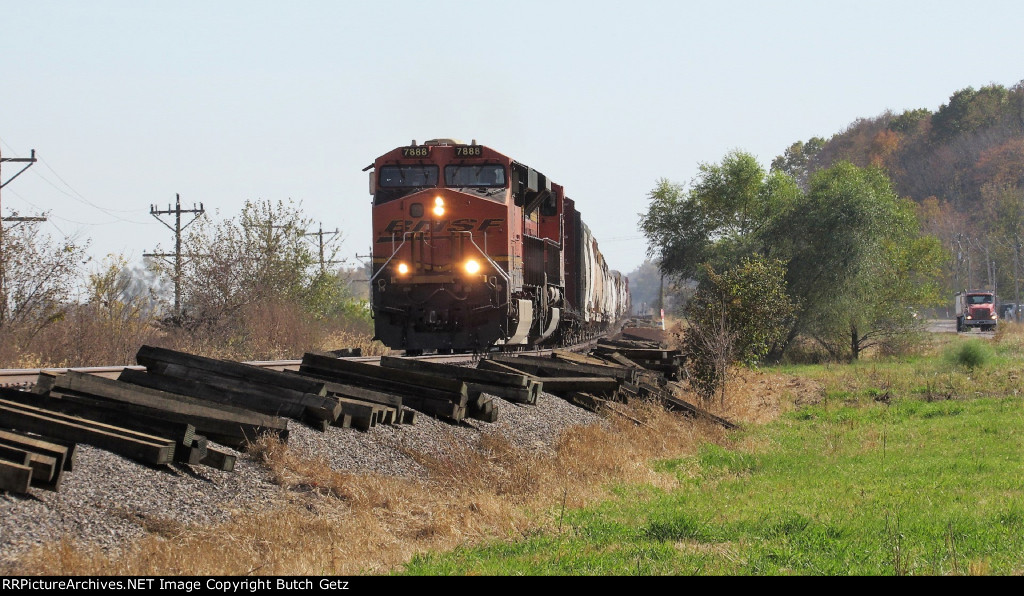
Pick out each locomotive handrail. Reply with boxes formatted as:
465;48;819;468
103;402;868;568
464;232;511;284
368;233;411;283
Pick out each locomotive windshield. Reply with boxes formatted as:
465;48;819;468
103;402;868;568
444;164;506;188
375;165;439;204
379;165;439;188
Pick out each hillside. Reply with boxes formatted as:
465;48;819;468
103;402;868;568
774;80;1024;298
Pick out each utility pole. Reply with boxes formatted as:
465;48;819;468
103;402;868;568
354;247;374;300
0;147;40;326
0;148;37;192
954;233;963;294
144;194;204;321
984;240;994;293
301;223;343;273
967;241;972;291
658;270;665;328
1015;240;1021;323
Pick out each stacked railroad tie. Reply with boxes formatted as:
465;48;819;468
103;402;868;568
129;346;421;433
479;335;736;431
0;336;738;497
0;426;76;495
297;352;491;424
0;345;419;494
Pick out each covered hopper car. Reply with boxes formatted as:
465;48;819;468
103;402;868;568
367;139;629;353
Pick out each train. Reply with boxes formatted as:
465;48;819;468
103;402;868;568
367;139;629;353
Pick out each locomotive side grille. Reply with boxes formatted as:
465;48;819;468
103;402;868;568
523;235;562;287
545;240;561;285
523;235;546;287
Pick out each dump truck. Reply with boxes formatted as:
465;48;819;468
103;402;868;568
955;289;998;332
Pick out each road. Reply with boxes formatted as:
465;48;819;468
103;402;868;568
927;319;956;333
927;318;1001;337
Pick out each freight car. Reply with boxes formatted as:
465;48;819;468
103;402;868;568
367;139;629;353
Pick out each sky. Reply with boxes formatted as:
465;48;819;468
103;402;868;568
2;1;1023;280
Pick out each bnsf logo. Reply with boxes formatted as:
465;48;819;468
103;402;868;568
376;218;503;242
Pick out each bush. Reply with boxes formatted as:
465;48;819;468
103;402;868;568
682;256;797;402
946;340;993;370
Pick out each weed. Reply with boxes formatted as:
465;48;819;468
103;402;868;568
884;509;910;576
945;340;993;371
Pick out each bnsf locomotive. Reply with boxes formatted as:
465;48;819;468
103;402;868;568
367;139;629;353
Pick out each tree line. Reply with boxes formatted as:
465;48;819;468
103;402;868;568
0;199;372;368
776;80;1024;305
638;80;1024;399
639;152;945;397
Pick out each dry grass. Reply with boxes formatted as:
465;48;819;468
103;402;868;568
0;299;382;369
6;368;803;576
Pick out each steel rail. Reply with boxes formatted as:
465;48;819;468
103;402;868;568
0;339;602;388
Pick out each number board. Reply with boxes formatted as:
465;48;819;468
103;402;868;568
401;146;430;158
454;146;483;157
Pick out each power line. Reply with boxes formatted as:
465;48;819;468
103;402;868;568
0;138;152;224
28;166;152;224
39;158;139;214
3;185;138;227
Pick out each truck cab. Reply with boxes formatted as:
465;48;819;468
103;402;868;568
955;290;998;332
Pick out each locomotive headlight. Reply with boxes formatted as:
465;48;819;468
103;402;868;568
464;259;481;274
433;196;445;217
397;262;409;275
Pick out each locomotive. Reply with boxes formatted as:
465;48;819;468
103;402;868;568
367;139;629;353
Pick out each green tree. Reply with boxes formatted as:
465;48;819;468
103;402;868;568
767;162;944;359
639;151;798;279
638;178;712;280
931;85;1009;143
770;137;825;186
888;108;932;134
683;256;796;403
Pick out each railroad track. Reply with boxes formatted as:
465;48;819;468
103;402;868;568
0;352;472;387
0;337;608;388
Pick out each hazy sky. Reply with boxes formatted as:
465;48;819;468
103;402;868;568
2;1;1023;278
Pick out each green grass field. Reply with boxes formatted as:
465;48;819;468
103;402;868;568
400;334;1024;576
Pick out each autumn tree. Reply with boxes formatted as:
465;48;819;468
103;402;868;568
150;198;364;357
978;182;1024;312
50;256;165;366
0;218;89;359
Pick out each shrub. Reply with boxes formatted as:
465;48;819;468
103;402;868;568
946;340;993;370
